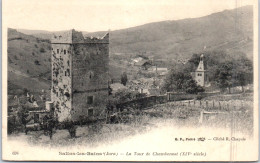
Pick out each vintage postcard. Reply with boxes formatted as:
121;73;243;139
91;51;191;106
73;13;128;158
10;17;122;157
2;0;259;161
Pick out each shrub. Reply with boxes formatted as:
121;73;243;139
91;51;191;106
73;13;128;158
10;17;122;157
63;119;77;138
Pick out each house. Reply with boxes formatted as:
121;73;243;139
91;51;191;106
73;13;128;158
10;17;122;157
139;88;161;96
134;60;152;70
110;83;127;94
148;66;168;76
131;57;144;64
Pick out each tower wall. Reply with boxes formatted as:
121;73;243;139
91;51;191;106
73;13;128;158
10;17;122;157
71;41;109;121
51;43;73;122
51;30;109;122
195;71;205;87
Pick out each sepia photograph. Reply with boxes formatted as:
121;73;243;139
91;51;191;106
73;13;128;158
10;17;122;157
2;0;258;161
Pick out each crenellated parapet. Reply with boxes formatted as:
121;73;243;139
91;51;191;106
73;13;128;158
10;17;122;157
51;29;109;44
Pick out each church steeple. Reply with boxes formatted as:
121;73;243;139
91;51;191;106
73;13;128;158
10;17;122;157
194;54;207;87
196;54;204;71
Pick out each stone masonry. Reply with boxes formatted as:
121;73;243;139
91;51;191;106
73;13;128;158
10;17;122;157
51;29;109;122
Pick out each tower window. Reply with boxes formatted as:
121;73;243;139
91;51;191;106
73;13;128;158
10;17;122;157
89;71;94;79
64;50;66;54
87;96;94;104
57;49;59;53
67;69;70;76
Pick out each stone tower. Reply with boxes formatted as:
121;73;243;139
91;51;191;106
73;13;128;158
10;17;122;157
51;29;109;122
194;54;207;87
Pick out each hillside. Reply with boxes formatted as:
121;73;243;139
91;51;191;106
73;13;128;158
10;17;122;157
18;5;253;60
94;5;253;60
8;28;51;94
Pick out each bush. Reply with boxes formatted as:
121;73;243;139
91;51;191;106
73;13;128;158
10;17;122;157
63;120;77;138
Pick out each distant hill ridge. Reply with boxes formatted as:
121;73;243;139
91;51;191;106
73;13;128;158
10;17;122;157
17;5;253;60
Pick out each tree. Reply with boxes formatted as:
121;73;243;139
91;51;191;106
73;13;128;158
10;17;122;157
213;58;253;93
214;62;233;93
17;106;32;134
107;89;146;110
64;119;77;138
183;78;205;94
121;72;128;86
162;65;204;94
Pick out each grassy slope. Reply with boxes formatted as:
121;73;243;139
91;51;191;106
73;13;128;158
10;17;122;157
8;28;51;94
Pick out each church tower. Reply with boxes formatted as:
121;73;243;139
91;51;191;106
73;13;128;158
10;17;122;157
194;54;207;87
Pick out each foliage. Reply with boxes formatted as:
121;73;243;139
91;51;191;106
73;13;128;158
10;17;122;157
162;65;204;94
214;59;253;93
107;89;146;110
17;106;30;126
63;119;77;138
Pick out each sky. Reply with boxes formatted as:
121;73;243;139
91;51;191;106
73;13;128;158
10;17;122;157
3;0;255;32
